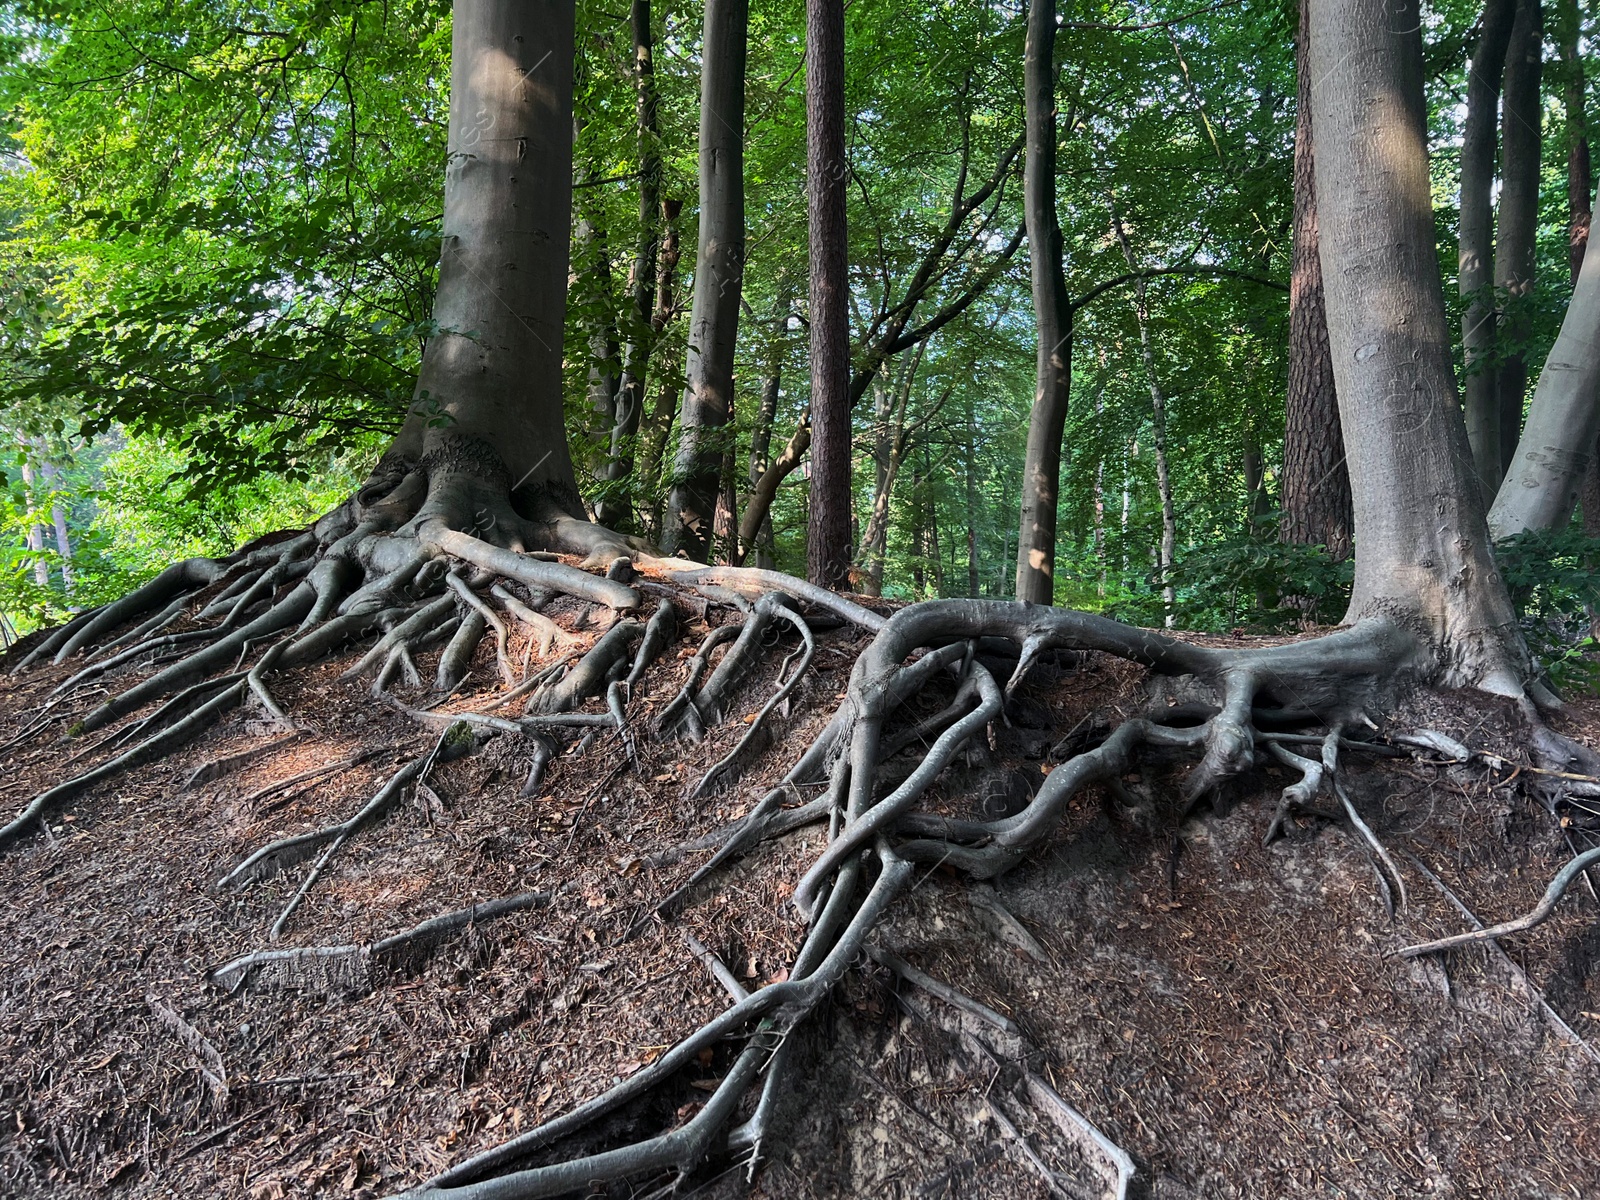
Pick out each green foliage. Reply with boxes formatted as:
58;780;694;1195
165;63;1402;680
1494;529;1600;694
1169;530;1352;631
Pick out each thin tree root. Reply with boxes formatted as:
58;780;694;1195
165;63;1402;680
490;584;569;659
1397;844;1600;958
527;619;642;715
0;680;245;853
219;737;452;893
1399;851;1600;1063
209;888;554;994
446;572;514;686
689;603;815;799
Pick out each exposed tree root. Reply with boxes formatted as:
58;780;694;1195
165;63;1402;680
1398;843;1600;958
8;474;1597;1197
208;888;555;995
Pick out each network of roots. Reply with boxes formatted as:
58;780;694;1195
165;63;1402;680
5;514;1597;1200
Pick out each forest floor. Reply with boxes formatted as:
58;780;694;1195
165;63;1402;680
0;581;1597;1200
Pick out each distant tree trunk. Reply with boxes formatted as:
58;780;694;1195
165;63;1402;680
1490;215;1600;535
1281;0;1353;561
597;0;664;530
737;283;791;566
635;200;684;538
1014;0;1073;605
39;461;72;596
18;458;49;589
856;347;922;596
805;0;852;588
965;397;980;598
1495;0;1544;479
1461;0;1518;502
663;0;746;560
574;201;620;479
1112;209;1176;627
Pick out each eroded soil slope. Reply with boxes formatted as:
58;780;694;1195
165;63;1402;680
0;592;1596;1199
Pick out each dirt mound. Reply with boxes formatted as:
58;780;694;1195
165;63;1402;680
0;604;1596;1198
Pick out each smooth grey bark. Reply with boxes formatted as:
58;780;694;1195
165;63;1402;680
1489;217;1600;536
1112;207;1176;627
1460;0;1517;502
1306;0;1524;691
18;458;48;588
1494;0;1544;479
597;0;663;530
40;461;72;595
805;0;852;588
663;0;747;560
575;204;621;463
1014;0;1073;605
385;0;582;520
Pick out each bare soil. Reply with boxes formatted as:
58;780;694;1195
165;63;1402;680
0;599;1596;1199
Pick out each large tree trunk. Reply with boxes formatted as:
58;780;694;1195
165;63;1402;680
381;0;582;525
1306;0;1523;691
597;0;664;530
1557;0;1600;536
1013;0;1073;606
1280;0;1352;561
1460;0;1518;502
805;0;852;588
663;0;747;560
1494;0;1544;480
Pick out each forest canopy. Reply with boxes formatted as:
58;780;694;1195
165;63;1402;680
0;0;1592;675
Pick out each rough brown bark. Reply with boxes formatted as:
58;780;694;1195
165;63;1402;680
597;0;664;530
1280;0;1352;562
1461;0;1518;504
663;0;747;561
1306;0;1525;691
805;0;852;588
1495;0;1544;480
1014;0;1073;605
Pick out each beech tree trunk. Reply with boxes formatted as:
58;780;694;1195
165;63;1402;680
1280;0;1352;561
1558;0;1600;536
18;458;49;589
1014;0;1073;605
1112;209;1176;626
1460;0;1518;503
597;0;664;530
1306;0;1523;691
381;0;582;521
1494;0;1544;479
663;0;747;560
1490;226;1600;536
805;0;852;588
40;461;72;595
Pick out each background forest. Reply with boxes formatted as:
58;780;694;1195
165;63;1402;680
0;0;1595;670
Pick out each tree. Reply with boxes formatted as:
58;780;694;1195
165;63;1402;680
1013;0;1073;606
662;0;748;560
8;1;1600;1195
1280;0;1351;563
805;0;852;588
